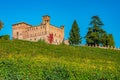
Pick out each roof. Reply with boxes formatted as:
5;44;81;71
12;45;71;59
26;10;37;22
50;24;64;29
12;22;32;26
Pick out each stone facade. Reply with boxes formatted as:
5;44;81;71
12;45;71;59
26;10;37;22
12;15;64;45
64;40;69;45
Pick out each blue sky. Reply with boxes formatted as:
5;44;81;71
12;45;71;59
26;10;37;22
0;0;120;47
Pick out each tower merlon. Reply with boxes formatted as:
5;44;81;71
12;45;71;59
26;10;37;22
60;25;64;29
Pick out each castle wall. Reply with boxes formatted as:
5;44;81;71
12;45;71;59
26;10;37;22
12;23;30;39
21;25;47;42
49;25;64;44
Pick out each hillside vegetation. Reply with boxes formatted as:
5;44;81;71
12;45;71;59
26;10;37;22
0;40;120;80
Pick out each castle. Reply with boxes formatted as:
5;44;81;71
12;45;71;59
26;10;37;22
12;15;64;45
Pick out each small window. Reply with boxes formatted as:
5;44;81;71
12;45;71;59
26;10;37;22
59;35;61;37
30;34;31;37
45;32;47;34
17;32;19;35
55;33;56;36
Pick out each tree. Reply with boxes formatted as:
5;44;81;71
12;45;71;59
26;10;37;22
86;27;94;46
107;34;115;48
69;20;81;45
0;20;3;30
101;33;115;47
86;16;115;47
86;16;104;46
0;35;10;40
100;32;108;47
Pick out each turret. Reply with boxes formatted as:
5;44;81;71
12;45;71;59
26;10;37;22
42;15;50;25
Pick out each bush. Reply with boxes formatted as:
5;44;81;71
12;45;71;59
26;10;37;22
0;35;10;40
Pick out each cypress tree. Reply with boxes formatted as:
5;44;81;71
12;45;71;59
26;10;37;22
69;20;81;45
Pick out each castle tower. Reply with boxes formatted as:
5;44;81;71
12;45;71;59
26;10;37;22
42;15;50;42
42;15;50;25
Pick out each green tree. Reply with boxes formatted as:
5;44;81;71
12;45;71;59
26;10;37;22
108;34;115;48
86;27;94;46
101;32;108;47
69;20;81;45
101;33;115;47
0;35;10;40
86;16;115;47
0;20;4;30
86;16;104;46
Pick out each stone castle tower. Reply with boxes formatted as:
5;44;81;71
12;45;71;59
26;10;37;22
12;15;64;45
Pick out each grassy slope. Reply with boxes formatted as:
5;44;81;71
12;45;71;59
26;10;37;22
0;40;120;80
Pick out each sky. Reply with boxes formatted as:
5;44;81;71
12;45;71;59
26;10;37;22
0;0;120;47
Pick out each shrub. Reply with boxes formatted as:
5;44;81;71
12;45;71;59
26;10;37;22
0;35;10;40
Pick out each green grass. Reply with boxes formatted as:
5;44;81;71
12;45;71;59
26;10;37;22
0;40;120;80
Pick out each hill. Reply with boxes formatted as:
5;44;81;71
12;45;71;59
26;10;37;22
0;40;120;80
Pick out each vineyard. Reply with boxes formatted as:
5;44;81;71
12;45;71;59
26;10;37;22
0;40;120;80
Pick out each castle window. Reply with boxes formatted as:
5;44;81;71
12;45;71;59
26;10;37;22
16;32;19;39
47;20;49;22
45;31;47;34
20;33;22;35
55;33;56;36
56;39;57;42
59;35;61;38
30;34;32;37
16;32;19;35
